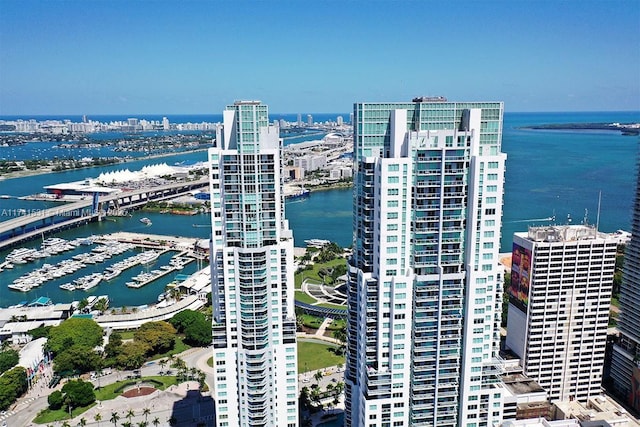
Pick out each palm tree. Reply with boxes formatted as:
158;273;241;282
79;417;87;426
151;417;160;427
142;408;150;422
61;422;71;427
159;359;167;373
314;370;323;384
136;423;148;427
94;413;102;427
110;412;120;427
121;422;132;427
125;409;135;423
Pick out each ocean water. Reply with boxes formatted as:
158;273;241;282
0;111;638;308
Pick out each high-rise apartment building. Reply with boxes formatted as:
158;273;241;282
208;101;298;427
506;225;617;403
346;98;506;427
611;160;640;412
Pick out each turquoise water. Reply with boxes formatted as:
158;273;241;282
0;111;638;308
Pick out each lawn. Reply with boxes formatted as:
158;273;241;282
95;375;178;401
295;290;317;304
299;313;324;329
295;258;347;289
33;403;97;424
297;340;345;373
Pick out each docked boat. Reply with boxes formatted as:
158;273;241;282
103;269;121;281
8;283;31;292
304;239;331;248
59;283;77;291
140;217;152;226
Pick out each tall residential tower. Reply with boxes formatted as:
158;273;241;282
209;101;298;427
611;155;640;412
346;99;506;427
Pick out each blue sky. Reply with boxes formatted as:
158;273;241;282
0;0;638;114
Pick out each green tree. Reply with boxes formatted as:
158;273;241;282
61;379;96;407
48;390;64;410
110;411;120;427
183;317;212;346
502;271;511;327
151;417;160;427
142;407;151;422
78;298;89;312
79;417;87;426
104;331;123;358
94;298;109;314
0;366;27;410
47;318;103;354
332;325;347;355
125;409;135;423
169;309;202;333
134;321;176;355
53;344;102;374
115;341;149;370
95;412;103;426
27;325;52;340
0;349;19;374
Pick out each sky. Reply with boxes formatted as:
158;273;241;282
0;0;639;115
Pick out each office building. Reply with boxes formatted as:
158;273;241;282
307;114;313;126
346;98;506;427
611;158;640;412
208;101;298;427
506;225;617;403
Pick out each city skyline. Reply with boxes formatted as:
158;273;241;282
1;0;639;115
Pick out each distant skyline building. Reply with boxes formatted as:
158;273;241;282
297;113;302;127
337;115;344;126
506;225;617;403
611;155;640;412
162;116;169;130
307;114;313;126
346;99;506;427
208;101;298;427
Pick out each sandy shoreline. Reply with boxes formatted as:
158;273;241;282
0;148;209;181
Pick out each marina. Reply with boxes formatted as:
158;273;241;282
0;231;206;308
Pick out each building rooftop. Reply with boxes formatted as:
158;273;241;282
503;373;546;395
518;224;616;243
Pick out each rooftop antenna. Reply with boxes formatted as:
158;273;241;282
596;191;602;231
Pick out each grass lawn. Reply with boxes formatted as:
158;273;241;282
295;258;347;289
207;357;213;368
317;302;347;310
297;340;345;373
95;375;178;401
326;318;346;330
299;313;324;328
295;290;317;304
33;403;97;424
34;376;178;423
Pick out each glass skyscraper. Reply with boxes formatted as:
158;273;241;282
345;99;506;427
208;101;298;427
611;153;640;413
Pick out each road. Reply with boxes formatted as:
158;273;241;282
2;346;215;427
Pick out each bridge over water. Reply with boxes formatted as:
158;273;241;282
0;177;209;251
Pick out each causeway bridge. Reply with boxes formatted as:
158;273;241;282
0;178;209;251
